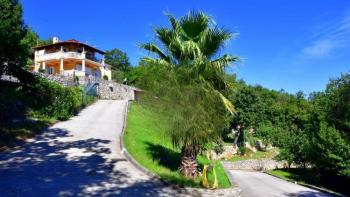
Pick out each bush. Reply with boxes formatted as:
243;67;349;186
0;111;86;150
26;76;96;120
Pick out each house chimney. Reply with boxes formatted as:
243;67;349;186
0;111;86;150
52;37;59;44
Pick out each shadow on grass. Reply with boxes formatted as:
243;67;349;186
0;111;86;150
0;119;53;149
144;142;199;187
145;142;181;171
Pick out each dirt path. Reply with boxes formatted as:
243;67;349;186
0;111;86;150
0;100;187;197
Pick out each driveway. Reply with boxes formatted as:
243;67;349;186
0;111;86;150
0;100;187;197
228;170;334;197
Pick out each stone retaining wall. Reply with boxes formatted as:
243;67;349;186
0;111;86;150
31;72;140;100
222;159;287;171
97;80;137;100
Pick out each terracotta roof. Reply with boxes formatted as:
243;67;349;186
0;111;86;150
32;39;105;54
66;39;79;43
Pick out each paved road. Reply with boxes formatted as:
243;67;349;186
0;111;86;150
228;170;333;197
0;100;187;197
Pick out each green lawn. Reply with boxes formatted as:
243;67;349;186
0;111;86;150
124;102;231;188
228;150;276;162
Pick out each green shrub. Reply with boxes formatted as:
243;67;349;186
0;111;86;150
27;76;96;120
238;146;247;156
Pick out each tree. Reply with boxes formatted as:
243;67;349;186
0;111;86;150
134;62;230;178
140;10;239;115
0;0;28;76
140;10;239;178
307;72;350;177
105;48;131;72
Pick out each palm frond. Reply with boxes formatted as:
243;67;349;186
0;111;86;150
165;13;180;31
141;57;172;68
155;27;174;47
211;54;240;73
200;27;233;58
180;40;203;60
218;91;235;115
140;43;169;61
179;10;210;41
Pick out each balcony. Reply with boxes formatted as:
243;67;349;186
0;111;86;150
36;51;103;64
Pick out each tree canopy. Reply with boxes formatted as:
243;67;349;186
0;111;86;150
104;48;131;72
0;0;27;76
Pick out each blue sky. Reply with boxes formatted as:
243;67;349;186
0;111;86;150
22;0;350;94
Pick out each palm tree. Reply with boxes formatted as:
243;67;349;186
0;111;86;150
140;10;239;178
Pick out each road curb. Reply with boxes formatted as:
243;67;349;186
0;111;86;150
266;172;343;197
118;101;191;195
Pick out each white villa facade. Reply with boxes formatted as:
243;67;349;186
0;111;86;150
32;37;112;80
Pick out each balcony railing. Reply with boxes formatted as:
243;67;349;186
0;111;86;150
36;52;103;64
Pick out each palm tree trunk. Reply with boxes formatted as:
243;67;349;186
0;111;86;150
179;146;198;179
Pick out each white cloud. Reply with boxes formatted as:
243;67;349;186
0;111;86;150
302;39;335;57
301;13;350;58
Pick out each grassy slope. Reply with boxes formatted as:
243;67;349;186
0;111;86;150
229;150;276;162
124;102;231;188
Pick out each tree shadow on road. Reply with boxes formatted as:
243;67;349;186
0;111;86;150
0;128;185;197
283;190;339;197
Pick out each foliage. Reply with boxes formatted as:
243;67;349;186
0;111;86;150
135;63;231;159
229;72;350;179
0;77;96;147
140;10;239;115
268;168;350;195
0;0;28;76
111;69;127;83
138;10;239;178
105;48;131;72
23;76;96;120
229;150;276;162
124;103;231;188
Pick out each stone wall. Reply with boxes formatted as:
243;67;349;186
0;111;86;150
97;80;137;100
32;72;140;100
222;159;288;171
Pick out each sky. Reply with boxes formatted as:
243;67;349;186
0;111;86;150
21;0;350;94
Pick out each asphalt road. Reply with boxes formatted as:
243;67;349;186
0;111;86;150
228;170;334;197
0;100;187;197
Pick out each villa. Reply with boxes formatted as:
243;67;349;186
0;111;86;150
32;37;112;80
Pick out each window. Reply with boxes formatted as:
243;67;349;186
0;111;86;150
76;64;82;71
48;67;54;75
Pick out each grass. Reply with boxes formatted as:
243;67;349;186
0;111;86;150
0;116;56;149
228;150;276;162
124;102;231;188
267;168;349;196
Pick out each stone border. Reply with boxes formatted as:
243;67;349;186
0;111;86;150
119;101;242;197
